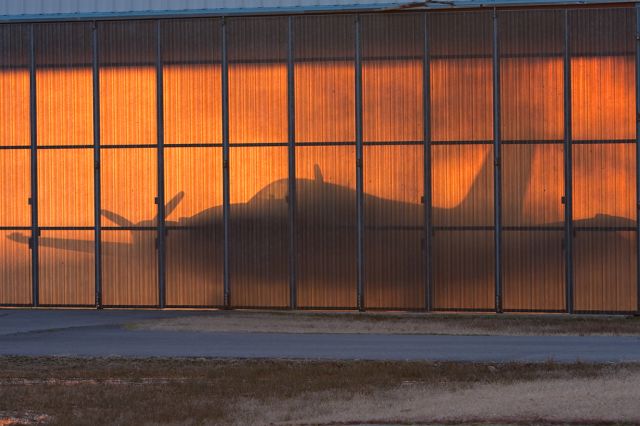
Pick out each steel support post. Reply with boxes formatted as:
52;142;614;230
222;17;231;308
92;22;103;308
355;15;365;311
492;9;503;313
28;24;39;307
287;16;297;309
155;20;167;308
423;12;433;311
635;3;640;315
563;9;574;313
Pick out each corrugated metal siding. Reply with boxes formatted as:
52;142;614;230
500;9;565;311
0;149;30;227
162;19;224;306
165;148;223;306
38;149;93;227
430;11;495;310
39;230;94;306
102;230;158;306
0;23;31;305
0;230;31;305
230;146;289;307
227;16;289;307
0;6;637;312
362;13;425;309
295;14;357;308
570;7;637;312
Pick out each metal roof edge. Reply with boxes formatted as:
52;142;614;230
0;0;635;24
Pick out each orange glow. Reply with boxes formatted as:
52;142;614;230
0;69;30;146
229;63;287;143
39;230;94;305
432;144;492;210
0;149;30;226
165;148;222;221
363;60;422;142
0;46;637;311
572;55;635;141
501;57;564;141
99;66;157;146
0;231;31;304
36;68;93;146
101;148;157;226
163;64;222;144
38;149;94;227
430;58;493;142
295;61;355;142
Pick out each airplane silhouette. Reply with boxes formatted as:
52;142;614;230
5;148;635;307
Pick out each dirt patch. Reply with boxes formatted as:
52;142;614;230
0;357;638;425
234;372;640;425
130;311;640;336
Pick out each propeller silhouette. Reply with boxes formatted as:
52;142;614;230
101;191;185;228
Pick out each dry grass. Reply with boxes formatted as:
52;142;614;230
1;357;639;425
131;311;640;336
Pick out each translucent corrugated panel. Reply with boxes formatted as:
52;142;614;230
0;230;31;305
101;148;157;227
100;147;158;305
432;230;495;310
38;230;94;306
294;14;355;143
429;11;494;310
361;13;424;309
35;22;93;146
570;8;637;312
499;9;565;311
227;17;287;144
229;146;289;307
164;147;223;306
362;13;423;143
162;18;221;145
0;149;30;227
102;230;158;306
294;14;356;308
38;149;93;227
98;20;157;146
296;145;356;308
0;24;30;147
363;145;424;309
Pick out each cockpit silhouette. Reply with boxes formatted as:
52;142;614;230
5;150;635;299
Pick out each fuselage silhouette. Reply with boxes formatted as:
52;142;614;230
5;149;635;293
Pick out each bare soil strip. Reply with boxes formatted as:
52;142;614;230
1;357;639;425
131;311;640;336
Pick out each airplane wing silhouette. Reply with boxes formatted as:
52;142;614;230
6;232;129;254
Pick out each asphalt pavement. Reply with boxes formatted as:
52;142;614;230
1;309;639;362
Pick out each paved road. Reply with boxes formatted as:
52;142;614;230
1;309;639;362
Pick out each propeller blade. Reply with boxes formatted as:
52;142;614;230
164;191;185;219
6;232;28;244
101;210;134;227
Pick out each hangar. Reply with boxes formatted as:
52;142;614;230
0;0;637;313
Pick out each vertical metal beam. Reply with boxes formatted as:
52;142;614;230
635;3;640;315
287;16;297;309
492;9;503;313
423;11;433;312
156;19;166;308
563;9;574;314
355;15;364;312
222;17;231;308
28;24;39;307
92;21;103;308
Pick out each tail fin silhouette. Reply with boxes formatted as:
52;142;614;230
454;144;533;221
